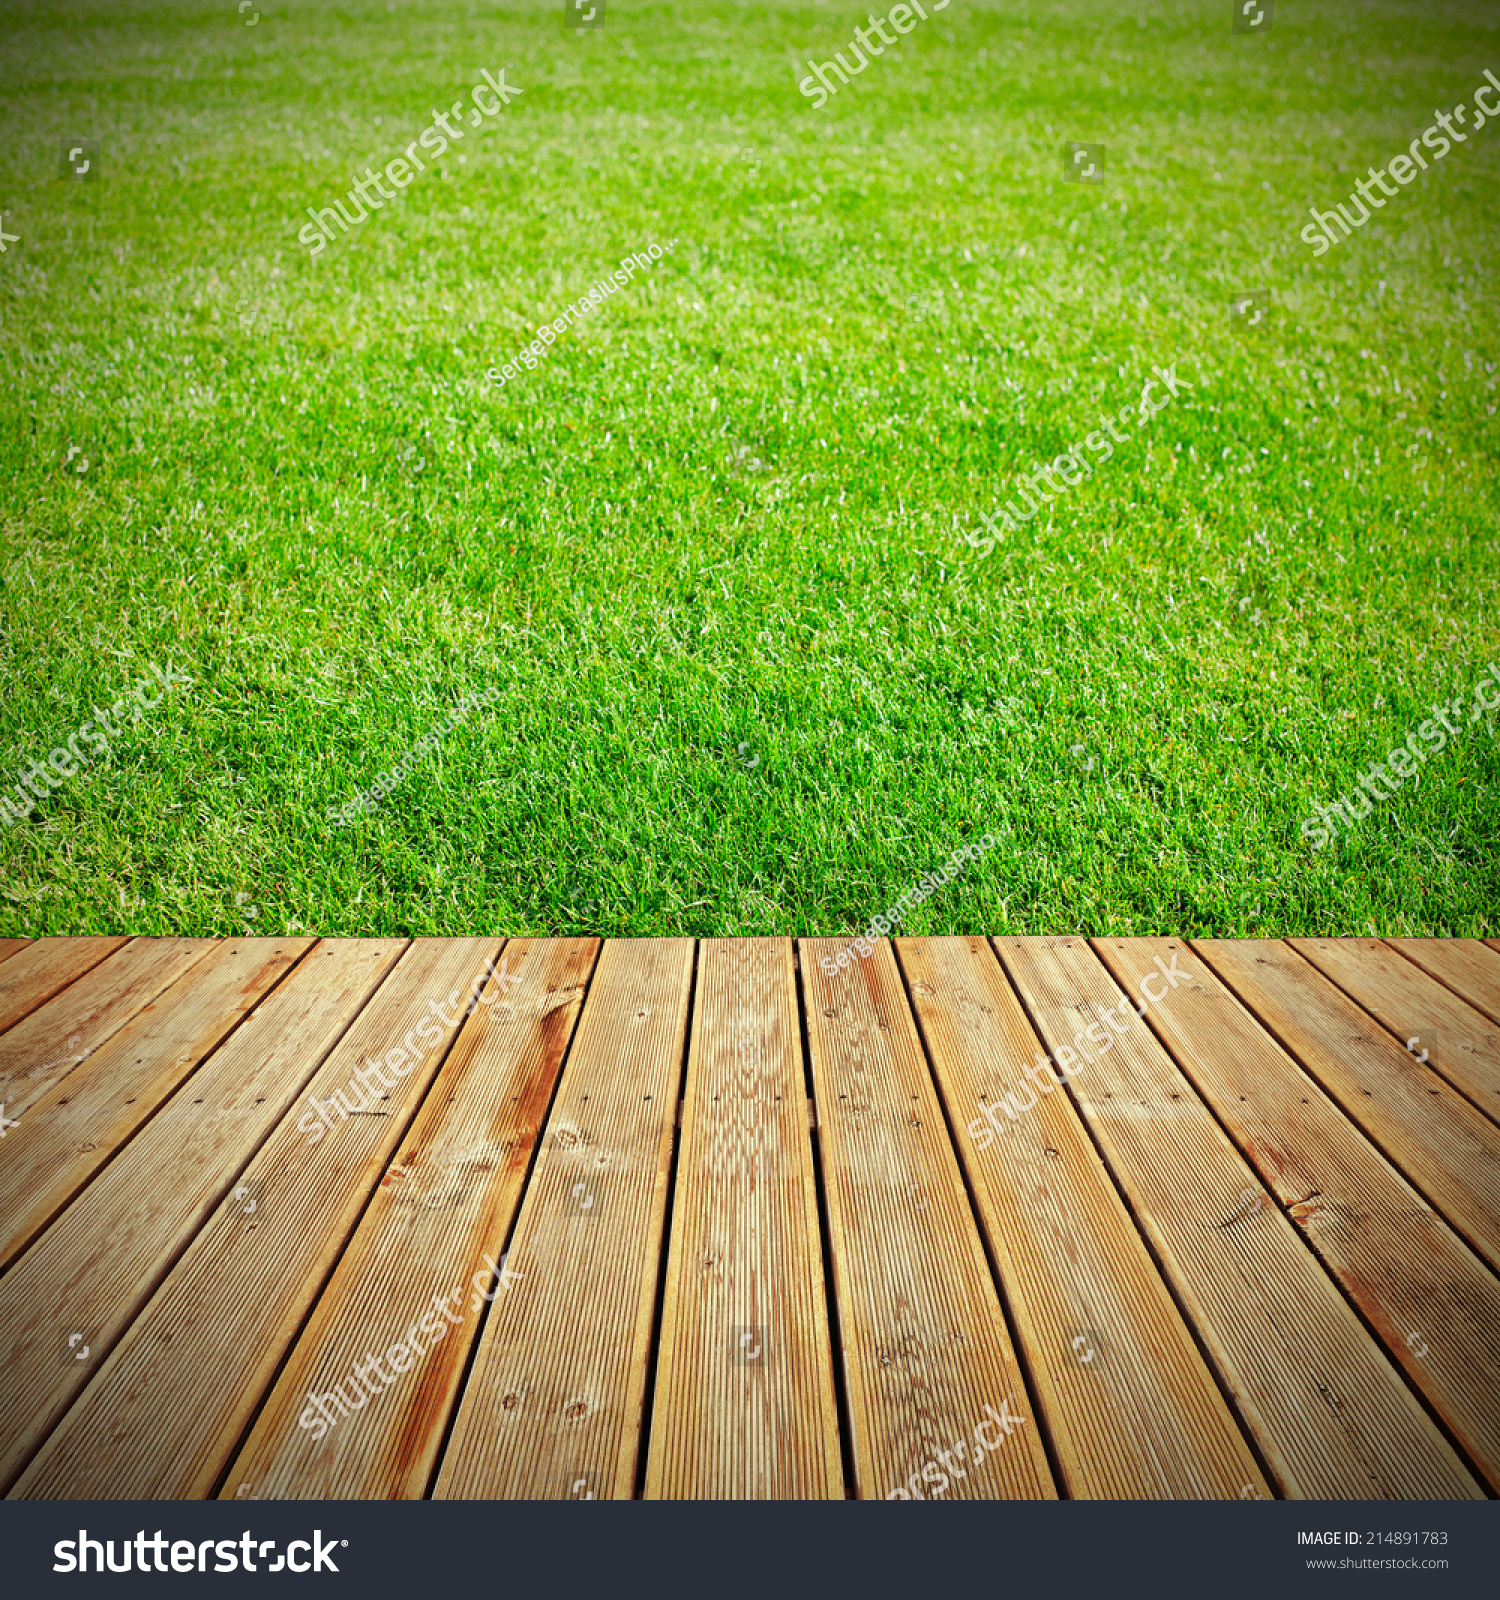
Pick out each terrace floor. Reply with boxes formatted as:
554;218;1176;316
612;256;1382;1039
0;932;1497;1501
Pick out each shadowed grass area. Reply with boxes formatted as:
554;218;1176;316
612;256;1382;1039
1;0;1497;938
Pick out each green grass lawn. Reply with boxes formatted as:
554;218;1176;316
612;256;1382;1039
1;0;1497;940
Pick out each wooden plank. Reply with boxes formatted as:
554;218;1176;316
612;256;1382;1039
0;937;130;1035
1195;940;1500;1276
0;937;313;1271
0;937;217;1117
798;938;1055;1502
0;939;406;1495
896;935;1267;1499
1291;938;1500;1126
1386;938;1500;1030
0;938;31;967
220;937;597;1501
434;938;695;1501
644;939;843;1500
12;937;504;1499
996;936;1480;1499
1095;936;1500;1495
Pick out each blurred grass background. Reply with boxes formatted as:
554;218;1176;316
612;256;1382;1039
0;0;1496;938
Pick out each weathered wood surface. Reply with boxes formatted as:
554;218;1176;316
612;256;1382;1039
4;934;1497;1501
1388;938;1500;1029
13;939;500;1499
0;937;216;1117
0;939;405;1494
1291;937;1500;1125
0;938;311;1272
1197;939;1500;1276
0;937;129;1036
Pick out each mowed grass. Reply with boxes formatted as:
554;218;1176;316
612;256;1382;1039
1;0;1497;940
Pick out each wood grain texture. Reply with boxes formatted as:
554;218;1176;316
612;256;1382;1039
0;937;129;1036
0;939;405;1495
0;937;216;1117
1289;938;1500;1125
222;938;597;1501
1095;936;1500;1495
0;937;312;1272
1387;938;1500;1029
897;935;1266;1500
644;939;843;1500
1195;940;1500;1276
435;938;694;1501
800;938;1055;1502
11;938;501;1499
0;939;31;967
996;936;1480;1500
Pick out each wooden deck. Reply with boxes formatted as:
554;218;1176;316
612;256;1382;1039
0;933;1497;1501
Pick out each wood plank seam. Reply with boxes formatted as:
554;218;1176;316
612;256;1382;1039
632;938;697;1499
1385;939;1500;1030
792;941;860;1500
